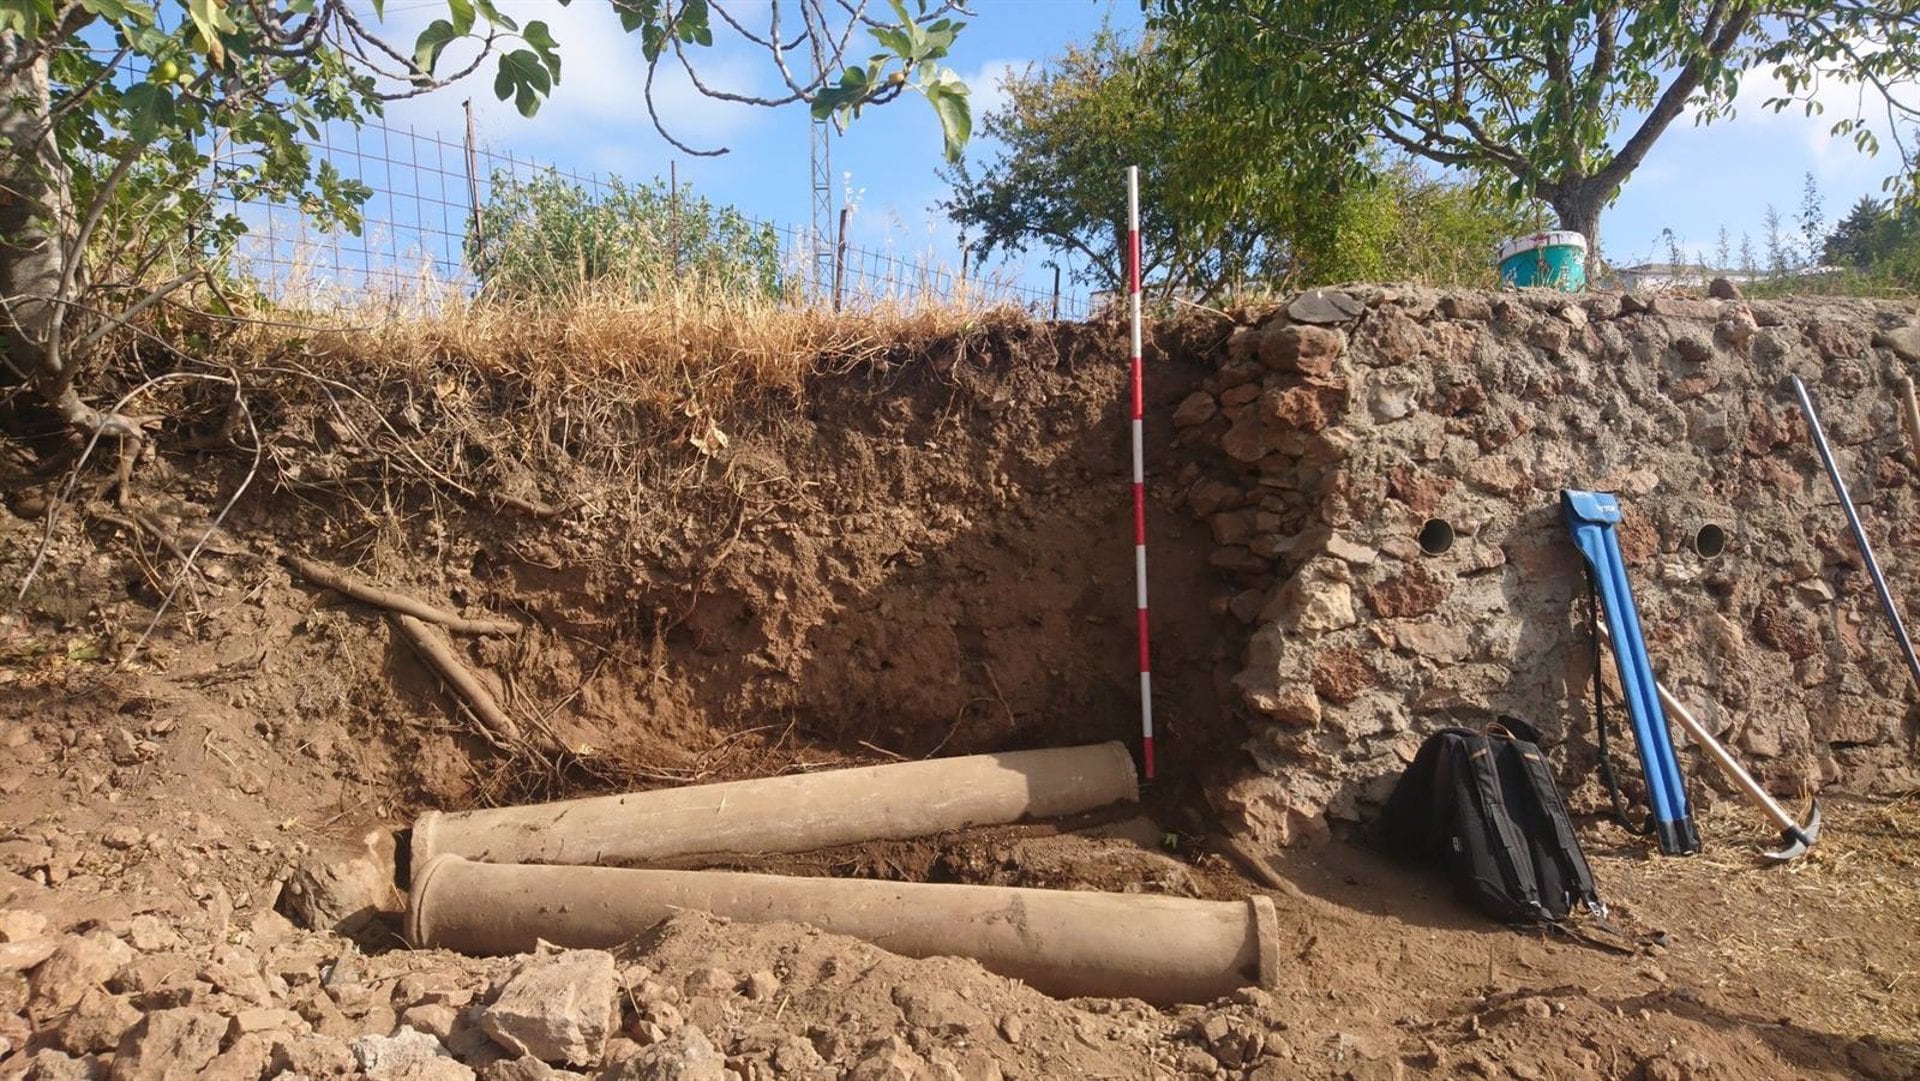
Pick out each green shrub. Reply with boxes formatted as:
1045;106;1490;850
468;169;783;300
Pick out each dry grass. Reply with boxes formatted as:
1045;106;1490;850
1588;794;1920;1046
221;274;1030;408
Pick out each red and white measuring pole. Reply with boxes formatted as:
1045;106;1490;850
1126;165;1154;783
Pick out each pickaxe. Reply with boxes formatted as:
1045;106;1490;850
1597;625;1821;861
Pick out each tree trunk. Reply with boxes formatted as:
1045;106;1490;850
1546;186;1605;279
1;34;136;435
0;38;73;390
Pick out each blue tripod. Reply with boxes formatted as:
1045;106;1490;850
1562;490;1701;856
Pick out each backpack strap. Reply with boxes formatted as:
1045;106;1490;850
1459;733;1547;920
1501;732;1609;919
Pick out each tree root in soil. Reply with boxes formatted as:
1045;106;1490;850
284;554;520;636
392;612;534;751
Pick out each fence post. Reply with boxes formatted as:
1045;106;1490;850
462;100;483;252
1051;264;1061;321
669;159;680;276
833;206;851;312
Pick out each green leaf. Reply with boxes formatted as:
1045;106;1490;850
523;18;562;80
924;75;970;163
676;0;709;43
473;0;518;32
494;48;551;116
447;0;474;37
414;19;458;76
121;80;175;143
79;0;152;23
185;0;238;65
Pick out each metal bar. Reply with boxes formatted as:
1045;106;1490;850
1790;375;1920;695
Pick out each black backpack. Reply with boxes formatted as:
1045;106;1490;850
1379;716;1607;925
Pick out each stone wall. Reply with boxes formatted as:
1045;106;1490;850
1168;286;1920;846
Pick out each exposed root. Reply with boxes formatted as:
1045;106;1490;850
391;612;537;752
284;555;521;637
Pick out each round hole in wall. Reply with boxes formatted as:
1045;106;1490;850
1693;523;1728;559
1418;518;1455;557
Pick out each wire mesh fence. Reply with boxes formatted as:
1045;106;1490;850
221;112;1089;318
58;44;1090;317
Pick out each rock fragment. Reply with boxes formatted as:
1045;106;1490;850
480;949;617;1067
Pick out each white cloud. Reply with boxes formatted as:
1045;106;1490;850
1688;54;1918;181
960;58;1031;124
370;1;772;174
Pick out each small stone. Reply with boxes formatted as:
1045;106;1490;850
1439;294;1492;321
102;826;144;851
400;1002;461;1041
0;909;50;942
1323;534;1375;567
599;1025;724;1081
1874;324;1920;363
0;937;59;972
32;932;134;1010
480;1055;572;1081
1225;325;1263;362
1220;414;1270;463
26;1049;99;1081
1172;392;1218;428
892;986;987;1035
113;1007;226;1081
680;967;735;999
772;1035;824;1074
627;1020;666;1047
1221;382;1262;408
1263;571;1357;634
202;1033;276;1081
352;1027;464;1079
1187;479;1243;518
639;1001;683;1035
997;1015;1024;1045
277;830;403;935
1248;682;1321;727
229;1007;306;1038
106;727;145;765
1365;566;1449;619
1228;589;1266;624
479;949;617;1067
1672;333;1712;363
1394;622;1470;662
742;971;779;1002
53;987;141;1054
124;915;181;954
1707;277;1742;300
1287;289;1364;324
1209;546;1269;575
1259;324;1346;375
942;1050;1005;1081
270;1032;359;1077
847;1039;929;1081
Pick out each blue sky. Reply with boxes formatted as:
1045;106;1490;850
186;2;1920;285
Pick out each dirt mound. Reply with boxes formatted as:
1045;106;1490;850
1;293;1917;1078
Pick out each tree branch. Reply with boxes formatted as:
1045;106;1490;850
1591;0;1753;196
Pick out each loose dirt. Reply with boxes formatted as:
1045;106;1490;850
0;295;1916;1079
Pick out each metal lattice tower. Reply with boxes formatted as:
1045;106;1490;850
806;6;834;300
